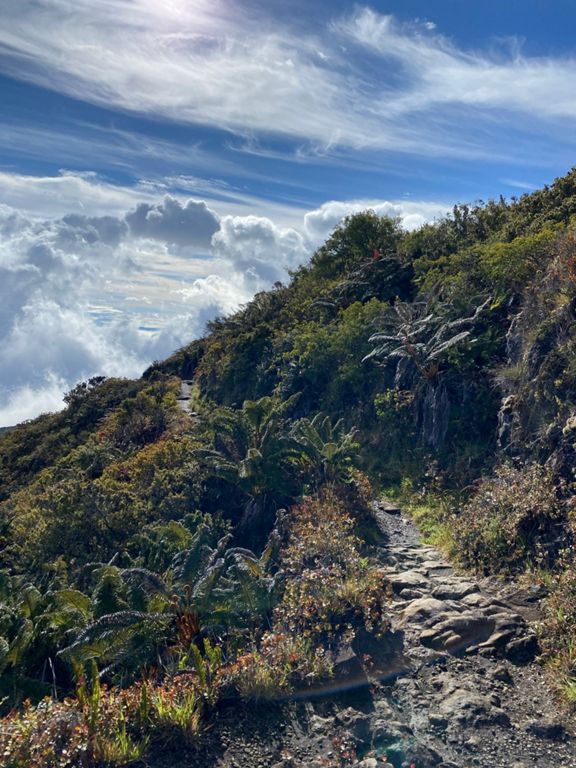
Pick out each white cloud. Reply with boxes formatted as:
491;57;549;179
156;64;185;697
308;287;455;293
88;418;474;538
4;3;576;159
336;8;576;121
0;173;449;427
304;199;450;245
125;195;220;248
0;171;156;218
0;0;376;148
0;373;68;426
212;215;309;285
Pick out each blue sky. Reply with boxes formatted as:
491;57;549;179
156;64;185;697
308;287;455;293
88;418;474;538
1;0;576;424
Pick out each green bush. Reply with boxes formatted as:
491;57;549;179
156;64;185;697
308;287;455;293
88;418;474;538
454;463;562;574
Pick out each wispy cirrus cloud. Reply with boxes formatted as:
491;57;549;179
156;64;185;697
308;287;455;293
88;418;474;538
3;2;576;162
336;8;576;121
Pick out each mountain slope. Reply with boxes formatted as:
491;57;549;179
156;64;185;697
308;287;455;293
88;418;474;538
3;170;576;765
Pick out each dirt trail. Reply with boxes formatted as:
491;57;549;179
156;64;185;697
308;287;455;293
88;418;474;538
158;504;576;768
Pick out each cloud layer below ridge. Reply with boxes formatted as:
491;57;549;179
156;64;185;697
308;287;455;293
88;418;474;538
0;171;449;426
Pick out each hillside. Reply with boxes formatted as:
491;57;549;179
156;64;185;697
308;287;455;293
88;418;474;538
3;170;576;766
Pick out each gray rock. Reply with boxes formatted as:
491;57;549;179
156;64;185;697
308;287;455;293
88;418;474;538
438;688;510;726
389;569;430;592
475;628;515;650
421;559;451;570
371;718;410;745
402;742;443;767
505;633;539;662
429;713;448;730
491;664;513;684
460;592;491;608
335;708;371;743
420;612;496;653
309;714;333;734
371;717;399;742
380;500;402;515
373;698;394;718
354;759;378;768
399;587;424;600
431;581;479;600
400;597;447;624
464;734;481;749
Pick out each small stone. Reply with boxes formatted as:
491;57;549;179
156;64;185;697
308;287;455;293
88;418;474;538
373;698;394;718
478;645;497;658
491;664;513;684
355;759;378;768
464;734;481;749
309;714;332;733
429;713;448;730
399;587;424;600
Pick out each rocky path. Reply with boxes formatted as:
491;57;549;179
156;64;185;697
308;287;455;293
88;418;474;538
176;379;193;411
365;501;576;768
160;503;576;768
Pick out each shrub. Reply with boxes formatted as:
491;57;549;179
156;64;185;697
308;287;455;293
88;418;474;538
228;633;333;701
275;491;389;642
454;463;562;574
540;548;576;706
149;677;203;746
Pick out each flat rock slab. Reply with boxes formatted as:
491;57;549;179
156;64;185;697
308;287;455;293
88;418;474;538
420;611;496;653
400;596;451;624
432;581;479;600
388;569;430;592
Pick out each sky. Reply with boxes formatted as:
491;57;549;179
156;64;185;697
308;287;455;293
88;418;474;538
1;0;576;426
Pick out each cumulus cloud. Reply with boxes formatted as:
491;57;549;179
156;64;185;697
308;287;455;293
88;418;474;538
304;199;450;245
125;196;220;248
212;215;309;285
0;176;449;427
0;373;68;427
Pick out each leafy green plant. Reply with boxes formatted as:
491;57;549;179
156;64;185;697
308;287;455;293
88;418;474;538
364;296;490;381
187;638;222;707
198;395;306;529
294;413;359;488
150;681;203;746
